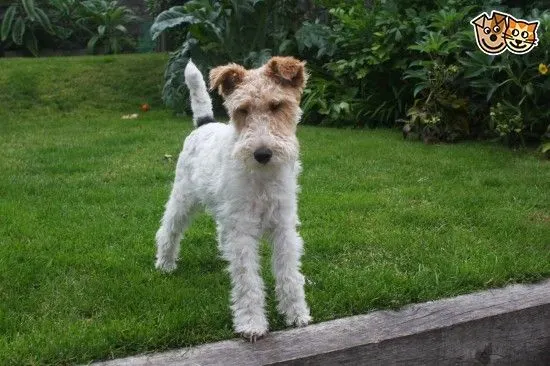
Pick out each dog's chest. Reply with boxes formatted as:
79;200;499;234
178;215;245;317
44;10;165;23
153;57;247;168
240;174;292;225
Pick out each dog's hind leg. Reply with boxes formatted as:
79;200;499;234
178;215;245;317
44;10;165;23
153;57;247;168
155;181;197;272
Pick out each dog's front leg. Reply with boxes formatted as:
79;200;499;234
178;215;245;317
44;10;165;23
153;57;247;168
220;226;267;341
271;226;311;327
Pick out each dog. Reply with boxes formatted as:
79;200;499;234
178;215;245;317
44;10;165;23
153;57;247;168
155;57;312;341
471;10;508;55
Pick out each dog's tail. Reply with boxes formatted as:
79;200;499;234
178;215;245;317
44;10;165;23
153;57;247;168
184;60;215;128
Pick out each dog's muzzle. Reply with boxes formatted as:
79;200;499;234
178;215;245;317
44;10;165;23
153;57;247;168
253;147;273;164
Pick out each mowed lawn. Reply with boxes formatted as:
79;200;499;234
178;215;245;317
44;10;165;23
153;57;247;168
1;55;549;364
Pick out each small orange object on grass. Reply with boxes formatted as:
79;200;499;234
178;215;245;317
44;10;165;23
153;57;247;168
140;103;151;112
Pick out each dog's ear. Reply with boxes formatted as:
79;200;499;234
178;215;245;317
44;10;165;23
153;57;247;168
491;11;508;27
471;13;487;28
265;56;308;90
209;63;247;97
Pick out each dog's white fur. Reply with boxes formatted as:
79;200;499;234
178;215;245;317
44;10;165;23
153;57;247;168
155;59;311;340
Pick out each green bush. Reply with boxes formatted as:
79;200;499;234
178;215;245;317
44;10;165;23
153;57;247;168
1;0;56;55
1;0;140;55
458;8;550;146
151;0;305;114
296;0;549;150
402;5;550;146
148;0;549;149
78;0;140;54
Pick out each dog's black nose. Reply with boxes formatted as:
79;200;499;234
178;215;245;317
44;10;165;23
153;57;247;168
490;34;497;42
254;147;272;164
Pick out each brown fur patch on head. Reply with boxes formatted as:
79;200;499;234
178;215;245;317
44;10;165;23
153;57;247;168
230;93;299;137
265;56;307;91
209;57;307;140
265;97;299;137
209;63;247;97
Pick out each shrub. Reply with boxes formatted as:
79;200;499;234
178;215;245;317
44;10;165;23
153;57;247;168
1;0;140;55
151;0;305;114
458;8;550;146
402;3;478;142
77;0;140;54
1;0;56;56
297;0;549;149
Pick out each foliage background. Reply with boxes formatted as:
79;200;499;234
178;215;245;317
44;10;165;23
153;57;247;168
147;0;549;151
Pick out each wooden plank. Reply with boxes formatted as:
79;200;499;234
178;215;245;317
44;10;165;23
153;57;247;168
95;280;550;365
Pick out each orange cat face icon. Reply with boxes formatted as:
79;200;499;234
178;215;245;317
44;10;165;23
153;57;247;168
471;11;508;55
503;16;539;54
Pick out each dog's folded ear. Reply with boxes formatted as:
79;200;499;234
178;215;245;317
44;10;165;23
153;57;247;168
209;63;247;97
470;13;488;27
491;11;508;26
265;57;307;90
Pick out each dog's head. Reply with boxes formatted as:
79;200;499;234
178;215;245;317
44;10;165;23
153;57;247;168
209;56;307;168
471;11;507;55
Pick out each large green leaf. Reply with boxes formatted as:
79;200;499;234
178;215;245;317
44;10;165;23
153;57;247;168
54;25;73;40
11;17;25;45
21;0;38;21
115;24;127;34
34;7;54;34
24;31;38;56
150;8;199;40
87;34;100;53
1;5;17;41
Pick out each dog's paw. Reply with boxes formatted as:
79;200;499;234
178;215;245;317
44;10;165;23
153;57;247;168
155;259;177;273
240;330;267;343
287;313;311;328
235;317;268;342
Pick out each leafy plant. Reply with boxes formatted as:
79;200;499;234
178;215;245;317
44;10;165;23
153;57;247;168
457;8;550;145
144;0;182;17
296;2;421;127
1;0;55;56
301;74;362;126
404;61;469;142
78;0;139;54
151;0;305;114
47;0;84;41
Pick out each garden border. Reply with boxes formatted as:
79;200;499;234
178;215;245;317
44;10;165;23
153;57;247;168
96;279;550;365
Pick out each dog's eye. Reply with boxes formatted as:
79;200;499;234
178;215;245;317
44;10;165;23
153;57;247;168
493;25;500;33
512;29;519;36
269;101;282;112
521;31;528;38
483;27;491;35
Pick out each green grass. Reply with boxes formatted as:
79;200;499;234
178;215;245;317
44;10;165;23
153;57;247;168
0;55;549;365
0;53;167;119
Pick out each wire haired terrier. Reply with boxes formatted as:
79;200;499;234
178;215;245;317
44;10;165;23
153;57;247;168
155;56;311;341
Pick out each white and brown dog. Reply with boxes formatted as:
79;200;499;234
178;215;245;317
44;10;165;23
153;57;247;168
155;57;311;341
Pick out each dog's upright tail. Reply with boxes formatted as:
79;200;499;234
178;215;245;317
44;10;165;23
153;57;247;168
184;60;215;128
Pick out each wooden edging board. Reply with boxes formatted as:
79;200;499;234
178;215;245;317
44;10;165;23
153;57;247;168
95;279;550;365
